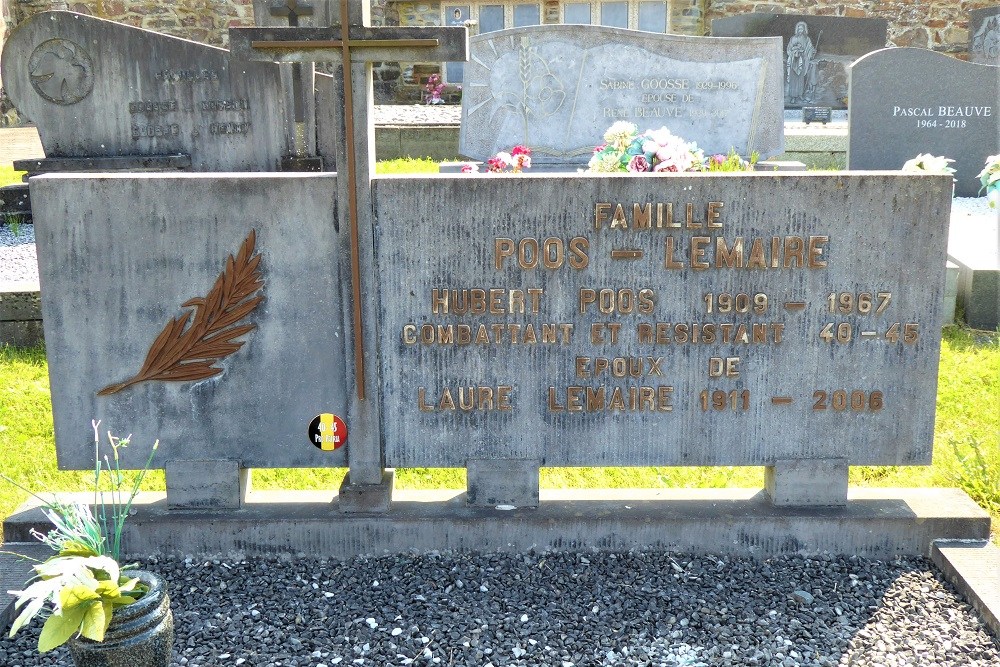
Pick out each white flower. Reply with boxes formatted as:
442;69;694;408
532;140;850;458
603;121;637;149
902;153;955;175
494;152;512;168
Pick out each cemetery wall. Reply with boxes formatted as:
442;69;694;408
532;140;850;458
2;0;995;54
706;0;999;54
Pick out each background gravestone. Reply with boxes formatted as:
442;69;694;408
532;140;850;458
459;25;784;168
712;13;888;109
1;11;294;171
848;47;999;197
969;7;1000;65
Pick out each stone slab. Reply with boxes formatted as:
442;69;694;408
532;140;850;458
0;542;52;634
459;26;784;166
848;48;1000;198
30;173;351;470
931;539;1000;641
712;13;888;109
2;488;990;560
970;7;1000;65
948;206;1000;329
370;173;951;468
1;11;291;171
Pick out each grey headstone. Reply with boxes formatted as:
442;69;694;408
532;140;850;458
712;13;888;109
970;7;1000;65
31;173;351;470
848;47;1000;197
459;26;784;167
370;173;951;468
1;11;292;171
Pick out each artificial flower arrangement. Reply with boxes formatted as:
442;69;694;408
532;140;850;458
424;73;446;105
978;154;1000;208
902;153;956;177
461;145;532;174
586;122;756;173
4;421;163;654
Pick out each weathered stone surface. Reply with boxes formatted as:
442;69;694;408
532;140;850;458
848;48;1000;198
969;6;1000;65
765;458;848;507
459;25;784;166
1;11;292;171
371;173;951;468
467;459;540;508
711;13;887;109
31;173;351;470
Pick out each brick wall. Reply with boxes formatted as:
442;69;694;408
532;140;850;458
4;0;996;53
705;0;1000;54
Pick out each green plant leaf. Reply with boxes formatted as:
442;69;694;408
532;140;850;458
79;598;108;642
38;605;86;652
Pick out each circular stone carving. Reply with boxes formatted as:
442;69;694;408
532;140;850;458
28;39;94;105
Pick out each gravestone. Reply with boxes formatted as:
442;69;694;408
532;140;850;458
1;11;295;172
970;7;1000;65
458;26;784;169
848;47;999;198
13;0;987;559
712;13;888;109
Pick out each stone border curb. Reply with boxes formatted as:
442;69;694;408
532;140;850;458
931;539;1000;642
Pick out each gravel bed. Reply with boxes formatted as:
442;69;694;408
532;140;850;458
1;551;997;666
0;221;35;284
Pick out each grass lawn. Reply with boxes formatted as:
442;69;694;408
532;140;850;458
1;327;997;542
0;166;26;188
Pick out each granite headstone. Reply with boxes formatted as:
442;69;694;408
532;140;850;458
371;173;950;468
969;7;1000;65
459;25;784;168
848;47;999;197
712;13;888;109
1;11;294;171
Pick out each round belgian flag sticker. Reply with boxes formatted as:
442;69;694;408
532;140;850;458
308;413;347;451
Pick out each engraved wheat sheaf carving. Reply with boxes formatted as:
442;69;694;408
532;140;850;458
98;229;264;396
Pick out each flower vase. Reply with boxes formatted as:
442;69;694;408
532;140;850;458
68;571;174;667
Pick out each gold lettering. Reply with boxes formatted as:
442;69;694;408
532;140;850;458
633;203;651;229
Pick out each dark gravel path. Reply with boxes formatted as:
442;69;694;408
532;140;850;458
2;551;997;666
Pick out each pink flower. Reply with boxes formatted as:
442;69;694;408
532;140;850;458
487;157;505;173
627;155;650;172
512;145;531;157
461;163;479;173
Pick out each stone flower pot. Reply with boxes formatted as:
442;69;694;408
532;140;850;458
68;570;174;667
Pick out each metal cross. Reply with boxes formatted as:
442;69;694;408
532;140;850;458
232;0;467;404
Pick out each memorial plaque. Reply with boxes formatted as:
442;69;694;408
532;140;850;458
848;48;1000;198
32;173;351;469
371;173;951;468
970;7;1000;65
712;13;888;109
1;11;292;171
459;26;784;167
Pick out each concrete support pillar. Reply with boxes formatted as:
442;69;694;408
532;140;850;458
165;460;251;510
765;458;849;507
467;459;540;508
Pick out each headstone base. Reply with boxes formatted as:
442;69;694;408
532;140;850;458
280;155;326;172
3;488;988;559
467;459;540;508
765;458;849;507
165;460;251;510
338;470;395;513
